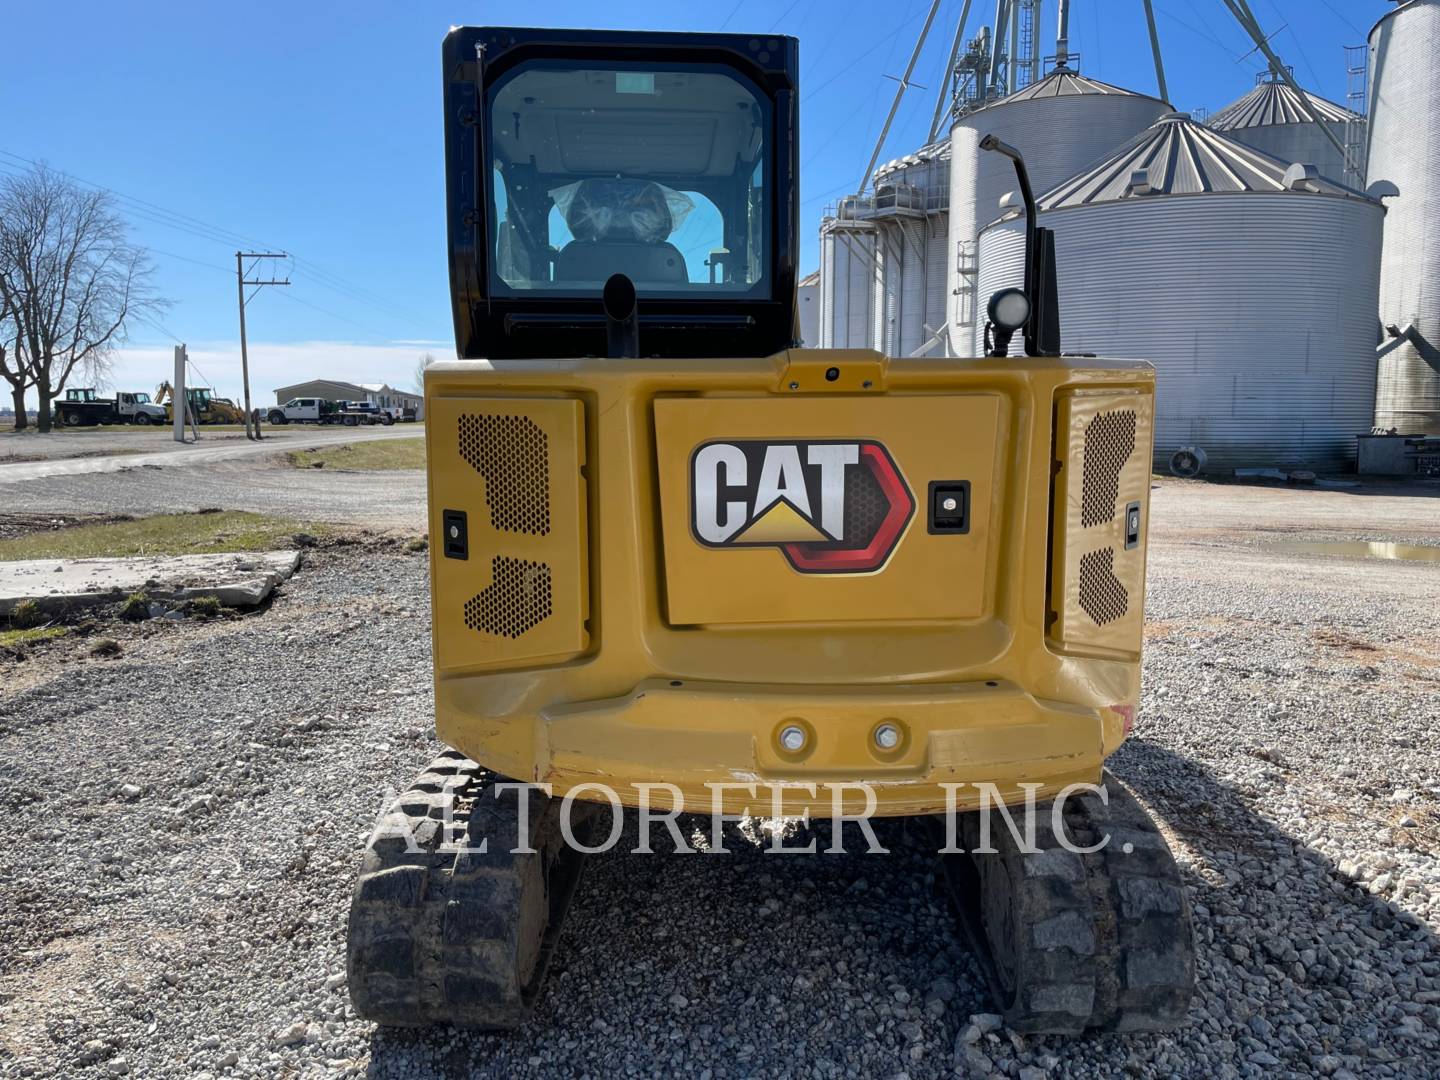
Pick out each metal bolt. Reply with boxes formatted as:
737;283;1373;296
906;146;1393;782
874;723;901;751
779;725;807;752
942;496;958;512
788;381;800;390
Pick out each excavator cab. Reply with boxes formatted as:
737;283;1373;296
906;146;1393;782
347;25;1194;1038
444;26;795;361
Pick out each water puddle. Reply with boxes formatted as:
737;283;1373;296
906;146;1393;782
1268;540;1440;563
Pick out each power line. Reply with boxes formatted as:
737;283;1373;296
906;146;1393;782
133;314;183;345
770;0;803;32
1313;0;1361;36
0;148;422;324
274;289;394;339
718;0;744;30
1150;1;1243;59
801;9;931;102
145;247;232;276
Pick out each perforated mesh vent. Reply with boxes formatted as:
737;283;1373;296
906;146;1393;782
458;414;551;535
839;459;887;547
1080;410;1136;528
464;557;553;639
1078;547;1129;625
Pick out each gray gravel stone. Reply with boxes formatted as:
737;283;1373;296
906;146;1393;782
0;477;1436;1077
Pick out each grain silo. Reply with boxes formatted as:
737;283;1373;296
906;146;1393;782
871;142;951;356
1210;71;1359;183
947;66;1169;346
1368;0;1440;434
796;270;819;347
817;202;876;349
976;113;1385;471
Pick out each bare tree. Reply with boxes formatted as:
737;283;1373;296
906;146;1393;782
0;283;30;429
413;351;435;394
0;164;166;432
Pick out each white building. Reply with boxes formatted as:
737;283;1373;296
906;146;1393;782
273;379;423;419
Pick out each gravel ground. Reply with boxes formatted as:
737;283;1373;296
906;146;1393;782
0;481;1438;1078
0;459;425;530
0;426;422;485
0;428;255;462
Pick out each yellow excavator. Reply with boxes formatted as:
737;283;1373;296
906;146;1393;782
346;25;1194;1036
154;381;245;425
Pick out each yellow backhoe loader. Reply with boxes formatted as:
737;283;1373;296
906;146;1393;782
155;381;245;425
346;25;1195;1036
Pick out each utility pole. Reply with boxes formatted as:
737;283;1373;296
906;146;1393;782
235;252;290;440
173;344;187;443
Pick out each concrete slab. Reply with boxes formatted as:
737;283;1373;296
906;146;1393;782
0;550;302;615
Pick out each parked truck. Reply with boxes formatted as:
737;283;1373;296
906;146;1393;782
267;397;341;425
337;400;394;426
54;388;168;427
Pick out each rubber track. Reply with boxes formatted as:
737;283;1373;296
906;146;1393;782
941;770;1195;1034
346;750;586;1028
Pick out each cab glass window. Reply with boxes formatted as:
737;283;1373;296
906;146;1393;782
487;62;769;296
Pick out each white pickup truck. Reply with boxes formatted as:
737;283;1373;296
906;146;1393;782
266;397;339;425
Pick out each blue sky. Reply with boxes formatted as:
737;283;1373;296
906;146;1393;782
1;0;1390;400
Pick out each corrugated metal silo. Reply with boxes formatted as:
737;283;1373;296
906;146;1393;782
947;67;1170;349
925;211;949;352
1368;0;1440;434
817;211;876;349
976;114;1385;471
797;271;819;347
1210;73;1358;183
871;142;951;356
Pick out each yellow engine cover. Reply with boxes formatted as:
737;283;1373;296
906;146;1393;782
653;394;999;624
423;349;1155;816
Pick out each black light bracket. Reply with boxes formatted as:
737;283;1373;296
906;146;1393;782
978;134;1062;357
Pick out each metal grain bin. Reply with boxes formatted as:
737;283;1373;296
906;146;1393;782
797;270;819;347
1368;0;1440;434
818;212;876;349
815;141;950;355
976;114;1384;471
947;67;1169;350
1210;74;1359;184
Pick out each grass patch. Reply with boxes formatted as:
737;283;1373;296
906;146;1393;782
9;598;42;628
288;438;425;471
0;625;69;648
0;511;327;561
189;595;223;617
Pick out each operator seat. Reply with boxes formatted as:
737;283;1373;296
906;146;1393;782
554;178;688;285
